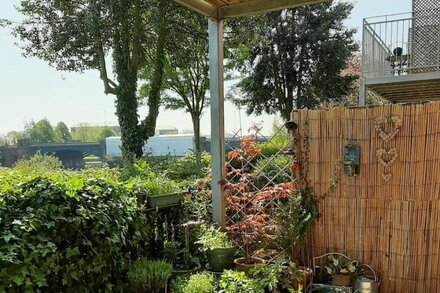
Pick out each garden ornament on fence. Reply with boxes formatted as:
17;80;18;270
374;116;402;182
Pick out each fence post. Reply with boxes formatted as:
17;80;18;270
209;18;226;228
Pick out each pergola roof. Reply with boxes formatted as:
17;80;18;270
175;0;332;19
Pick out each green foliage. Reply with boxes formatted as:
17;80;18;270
163;240;181;262
218;270;263;293
13;152;63;173
71;124;115;142
127;260;172;293
324;255;357;276
249;263;284;291
195;225;233;252
14;0;173;161
54;122;72;143
154;7;210;152
29;119;55;143
162;152;211;181
5;131;24;146
275;190;319;251
253;155;291;187
171;275;190;293
183;273;215;293
125;160;181;195
229;2;358;119
0;169;150;292
99;127;116;140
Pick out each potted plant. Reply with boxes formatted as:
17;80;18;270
231;219;266;273
164;240;201;275
323;255;357;287
127;259;173;293
195;225;236;272
275;189;318;289
126;160;184;208
144;177;184;208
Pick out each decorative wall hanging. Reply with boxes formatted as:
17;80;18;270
375;116;402;182
374;116;403;143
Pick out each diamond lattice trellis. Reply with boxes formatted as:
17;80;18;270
223;123;297;262
411;0;440;73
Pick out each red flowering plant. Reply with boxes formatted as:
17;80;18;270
223;126;296;263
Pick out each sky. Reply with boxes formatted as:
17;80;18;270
0;0;412;136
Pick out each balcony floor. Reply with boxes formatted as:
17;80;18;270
366;71;440;103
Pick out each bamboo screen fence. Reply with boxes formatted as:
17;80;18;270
292;102;440;293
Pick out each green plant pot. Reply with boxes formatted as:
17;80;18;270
172;262;202;276
206;247;236;272
147;192;183;208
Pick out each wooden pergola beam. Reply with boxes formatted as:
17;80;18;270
175;0;218;18
220;0;332;18
176;0;332;19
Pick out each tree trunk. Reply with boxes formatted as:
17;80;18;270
191;114;202;154
141;0;168;140
115;72;144;161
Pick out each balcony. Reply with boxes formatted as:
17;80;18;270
361;11;440;103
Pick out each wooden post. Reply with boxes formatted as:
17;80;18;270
209;19;226;228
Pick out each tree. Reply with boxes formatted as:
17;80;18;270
153;9;209;153
29;119;55;143
319;52;387;108
13;0;172;161
98;127;115;140
229;2;358;120
54;122;72;143
5;131;24;145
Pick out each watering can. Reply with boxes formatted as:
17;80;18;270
353;265;379;293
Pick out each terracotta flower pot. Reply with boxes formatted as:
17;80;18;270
332;274;351;287
234;257;265;274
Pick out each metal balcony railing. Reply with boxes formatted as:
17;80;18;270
362;10;440;79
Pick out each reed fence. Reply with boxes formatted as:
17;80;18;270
292;102;440;293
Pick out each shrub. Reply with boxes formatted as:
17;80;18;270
13;152;63;173
125;160;181;195
162;152;211;181
253;155;291;187
195;224;233;252
219;270;263;293
0;170;150;292
184;273;215;293
127;260;172;293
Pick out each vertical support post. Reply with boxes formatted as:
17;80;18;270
209;18;226;228
359;77;366;107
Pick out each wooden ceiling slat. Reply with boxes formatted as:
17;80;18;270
175;0;331;19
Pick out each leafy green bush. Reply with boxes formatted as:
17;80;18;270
127;260;172;293
219;270;263;293
162;152;211;181
253;155;291;187
195;224;233;252
13;152;63;173
0;170;150;292
125;160;182;195
249;263;292;291
275;189;319;254
184;273;215;293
